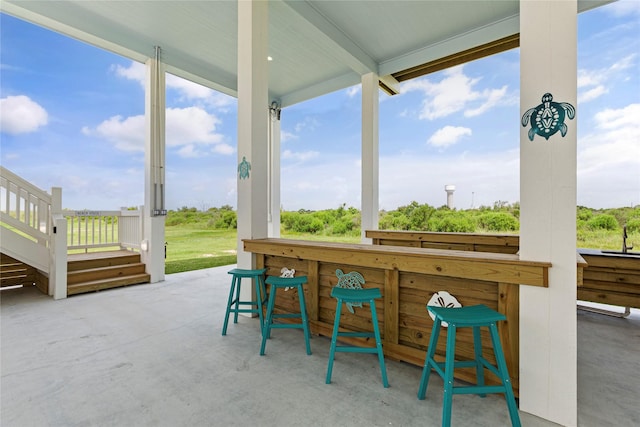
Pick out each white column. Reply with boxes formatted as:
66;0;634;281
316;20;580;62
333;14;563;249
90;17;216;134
237;0;269;269
361;72;379;243
519;1;578;426
142;50;166;283
50;187;67;299
268;103;281;237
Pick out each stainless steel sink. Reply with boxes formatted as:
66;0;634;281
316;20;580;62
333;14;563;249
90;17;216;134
600;250;640;257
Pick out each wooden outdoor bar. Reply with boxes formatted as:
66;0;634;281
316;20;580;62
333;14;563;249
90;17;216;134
366;230;520;254
244;237;552;396
577;249;640;309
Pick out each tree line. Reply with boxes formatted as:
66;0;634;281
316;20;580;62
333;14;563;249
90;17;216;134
165;202;640;236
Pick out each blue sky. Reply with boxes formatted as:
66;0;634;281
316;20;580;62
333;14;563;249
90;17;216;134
1;1;639;212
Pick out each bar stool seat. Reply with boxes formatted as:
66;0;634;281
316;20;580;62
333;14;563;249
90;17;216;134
260;275;311;356
326;287;388;388
222;268;267;336
417;304;521;427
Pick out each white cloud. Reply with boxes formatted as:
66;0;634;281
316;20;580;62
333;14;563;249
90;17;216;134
427;126;472;148
578;54;635;103
84;106;228;157
166;106;222;147
294;117;319;133
177;144;200;158
577;103;640;208
0;95;48;134
212;143;234;155
281;130;297;142
345;85;360;98
112;61;145;82
282;149;320;162
465;86;509;117
578;85;608;103
401;65;508;120
112;61;235;108
83;114;144;152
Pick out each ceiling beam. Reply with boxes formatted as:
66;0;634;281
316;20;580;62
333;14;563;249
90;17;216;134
393;34;520;82
379;15;519;77
282;0;377;76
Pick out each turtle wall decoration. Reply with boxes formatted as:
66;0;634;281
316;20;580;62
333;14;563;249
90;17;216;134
521;93;575;141
238;156;251;179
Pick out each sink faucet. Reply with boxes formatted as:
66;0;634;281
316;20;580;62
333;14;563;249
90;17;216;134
623;224;633;253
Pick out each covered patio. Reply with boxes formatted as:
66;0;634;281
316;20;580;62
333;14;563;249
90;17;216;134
2;267;638;427
0;1;625;425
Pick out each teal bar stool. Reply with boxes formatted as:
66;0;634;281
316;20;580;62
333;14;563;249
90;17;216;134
326;287;388;388
260;275;311;356
417;304;521;427
222;268;267;336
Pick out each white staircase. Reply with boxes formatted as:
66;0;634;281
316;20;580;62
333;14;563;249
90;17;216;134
0;166;67;298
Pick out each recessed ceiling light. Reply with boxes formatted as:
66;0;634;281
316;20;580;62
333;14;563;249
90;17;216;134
267;56;273;61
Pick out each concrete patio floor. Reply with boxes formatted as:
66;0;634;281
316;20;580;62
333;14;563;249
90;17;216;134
2;265;638;426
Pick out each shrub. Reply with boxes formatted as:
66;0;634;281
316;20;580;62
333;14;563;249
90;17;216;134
577;207;593;222
626;218;640;234
587;214;618;231
428;214;476;233
478;212;519;232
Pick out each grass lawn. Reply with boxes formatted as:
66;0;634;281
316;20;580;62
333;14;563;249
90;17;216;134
164;227;238;274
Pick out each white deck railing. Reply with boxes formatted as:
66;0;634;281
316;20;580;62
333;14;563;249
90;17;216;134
65;208;143;252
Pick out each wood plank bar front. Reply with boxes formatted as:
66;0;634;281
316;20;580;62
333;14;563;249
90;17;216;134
245;238;552;396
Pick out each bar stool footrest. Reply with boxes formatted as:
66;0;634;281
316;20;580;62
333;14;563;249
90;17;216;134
336;331;375;338
452;385;508;395
334;346;379;354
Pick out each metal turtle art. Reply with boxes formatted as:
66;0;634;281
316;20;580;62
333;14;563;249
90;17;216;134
335;269;365;313
521;93;575;141
237;156;251;179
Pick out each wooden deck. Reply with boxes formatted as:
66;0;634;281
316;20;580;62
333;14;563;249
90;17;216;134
67;250;150;296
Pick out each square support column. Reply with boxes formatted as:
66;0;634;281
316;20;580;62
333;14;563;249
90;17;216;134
236;0;269;269
361;72;380;243
143;52;166;283
268;104;281;238
519;1;578;425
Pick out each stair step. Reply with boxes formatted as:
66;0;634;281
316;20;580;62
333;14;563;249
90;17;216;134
67;273;151;295
67;252;141;271
67;263;147;285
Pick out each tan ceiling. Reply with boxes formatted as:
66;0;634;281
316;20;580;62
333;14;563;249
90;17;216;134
1;0;612;107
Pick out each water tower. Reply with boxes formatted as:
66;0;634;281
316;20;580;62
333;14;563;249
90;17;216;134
444;185;456;209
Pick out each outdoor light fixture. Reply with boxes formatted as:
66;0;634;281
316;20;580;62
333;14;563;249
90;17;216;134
141;240;149;252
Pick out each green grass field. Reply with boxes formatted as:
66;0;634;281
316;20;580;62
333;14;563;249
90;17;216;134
164;226;636;274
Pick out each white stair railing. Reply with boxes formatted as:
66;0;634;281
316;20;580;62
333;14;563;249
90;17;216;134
0;166;51;245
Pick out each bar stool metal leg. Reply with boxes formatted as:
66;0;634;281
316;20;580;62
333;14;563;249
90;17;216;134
297;284;312;355
417;319;441;399
442;324;457;427
326;296;343;384
473;325;486;397
369;296;389;387
222;275;239;336
489;323;521;427
260;282;278;355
